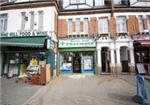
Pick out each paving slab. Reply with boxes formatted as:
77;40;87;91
25;75;150;105
1;77;43;105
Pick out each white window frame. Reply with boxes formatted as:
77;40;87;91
98;17;109;34
138;15;144;32
114;0;122;5
68;19;73;34
147;15;150;30
83;18;88;34
116;16;127;33
21;12;26;31
76;18;80;34
70;0;86;4
0;14;8;32
94;0;105;6
30;11;34;30
38;11;44;31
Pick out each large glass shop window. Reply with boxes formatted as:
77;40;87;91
8;53;19;75
60;53;73;72
83;56;93;71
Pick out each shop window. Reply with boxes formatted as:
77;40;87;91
0;14;8;32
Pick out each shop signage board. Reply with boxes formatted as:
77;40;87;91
133;35;150;41
59;38;96;48
0;31;50;37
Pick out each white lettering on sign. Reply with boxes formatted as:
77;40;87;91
59;39;96;48
133;35;150;41
0;31;48;37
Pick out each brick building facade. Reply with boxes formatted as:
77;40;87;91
57;0;150;74
0;0;150;76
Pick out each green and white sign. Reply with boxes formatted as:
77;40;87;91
0;31;48;37
59;38;96;48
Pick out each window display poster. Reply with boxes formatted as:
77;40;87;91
83;56;93;71
60;63;72;72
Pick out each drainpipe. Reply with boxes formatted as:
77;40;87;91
111;0;114;17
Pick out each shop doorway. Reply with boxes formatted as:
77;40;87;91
101;47;110;73
73;53;81;73
120;46;129;72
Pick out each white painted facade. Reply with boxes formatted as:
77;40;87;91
0;7;57;34
62;0;105;10
130;0;150;7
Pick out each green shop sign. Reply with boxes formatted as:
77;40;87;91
59;38;96;48
0;31;48;37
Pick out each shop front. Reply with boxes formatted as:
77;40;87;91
59;38;96;74
0;31;57;80
133;34;150;75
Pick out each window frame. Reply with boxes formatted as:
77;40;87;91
38;11;44;31
70;0;86;5
83;18;88;34
138;15;144;32
0;14;8;32
98;17;109;34
68;18;73;34
76;18;80;34
116;16;127;33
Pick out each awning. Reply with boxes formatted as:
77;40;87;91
0;36;47;48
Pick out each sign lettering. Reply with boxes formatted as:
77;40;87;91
59;39;96;48
0;31;48;37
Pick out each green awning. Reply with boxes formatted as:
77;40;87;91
0;36;47;48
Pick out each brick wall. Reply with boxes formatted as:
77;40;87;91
127;16;139;36
58;19;67;38
58;15;149;38
143;18;148;30
109;16;116;38
89;17;98;37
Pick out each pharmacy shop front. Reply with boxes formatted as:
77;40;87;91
59;38;96;74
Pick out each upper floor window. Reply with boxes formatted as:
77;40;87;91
21;12;26;31
70;0;86;4
83;18;88;34
0;14;8;32
147;16;150;30
68;19;73;34
116;16;127;33
114;0;121;5
138;15;144;32
94;0;105;6
38;11;44;31
30;11;34;30
98;17;109;33
76;18;80;34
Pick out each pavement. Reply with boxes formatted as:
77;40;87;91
1;74;150;105
22;74;150;105
1;77;43;105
